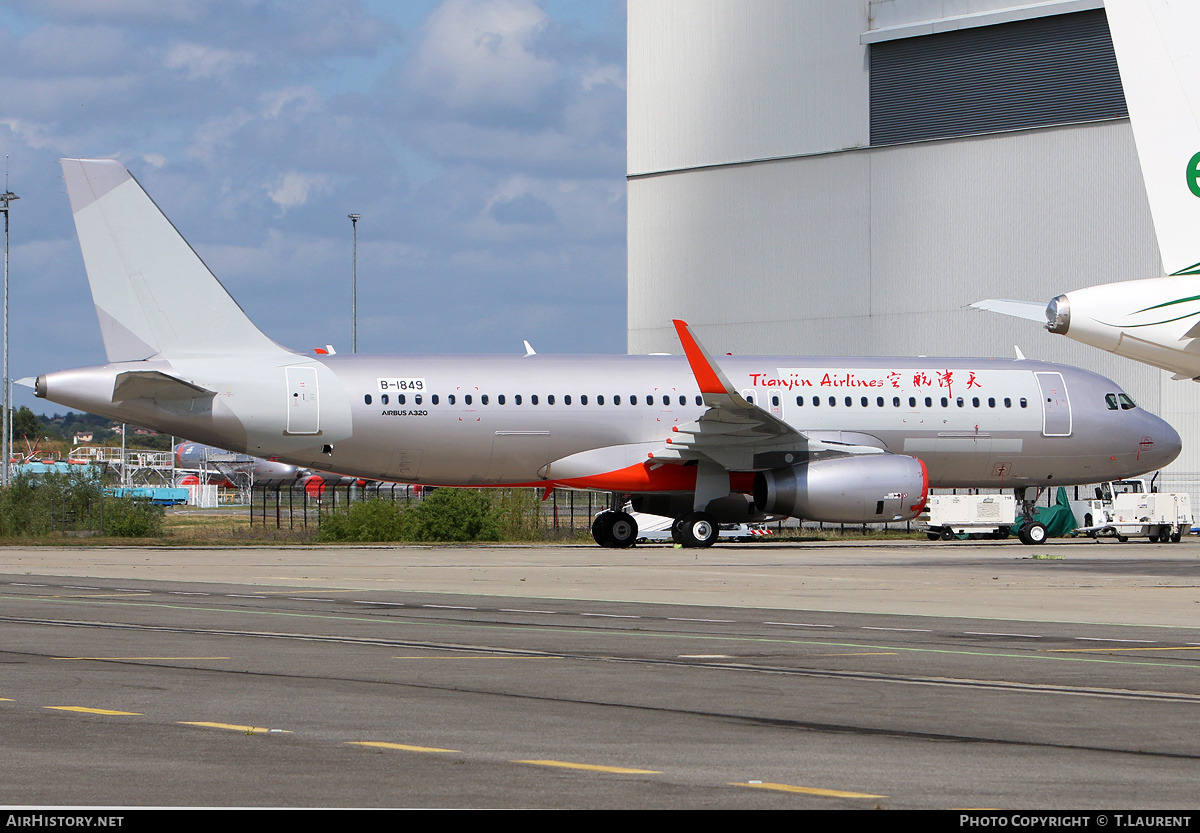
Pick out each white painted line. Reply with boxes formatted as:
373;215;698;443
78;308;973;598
501;609;558;614
581;613;641;619
422;605;477;610
764;621;834;628
862;627;932;633
668;617;736;623
964;631;1042;639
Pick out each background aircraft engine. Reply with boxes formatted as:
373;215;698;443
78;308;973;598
753;454;927;523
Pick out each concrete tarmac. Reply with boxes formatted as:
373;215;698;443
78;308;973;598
2;537;1199;809
3;536;1198;625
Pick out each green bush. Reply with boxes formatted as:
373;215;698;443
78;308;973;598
315;487;535;542
314;498;415;542
0;469;163;538
411;488;501;542
102;497;164;537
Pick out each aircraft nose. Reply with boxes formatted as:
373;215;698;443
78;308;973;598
1136;410;1182;471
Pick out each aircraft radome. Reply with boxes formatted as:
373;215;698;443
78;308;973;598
973;0;1200;381
26;158;1180;547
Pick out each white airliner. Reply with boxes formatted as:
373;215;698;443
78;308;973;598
28;158;1179;547
973;0;1200;380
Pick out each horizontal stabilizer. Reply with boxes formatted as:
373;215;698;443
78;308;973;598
113;370;215;402
969;299;1047;322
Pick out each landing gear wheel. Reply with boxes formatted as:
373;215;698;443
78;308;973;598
1018;521;1047;545
592;511;638;548
607;511;638;549
678;511;719;548
591;513;615;547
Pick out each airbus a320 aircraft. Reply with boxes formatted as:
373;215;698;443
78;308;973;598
28;159;1180;547
973;0;1200;380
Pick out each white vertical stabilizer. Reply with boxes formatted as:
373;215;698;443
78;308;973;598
1105;0;1200;276
61;158;288;361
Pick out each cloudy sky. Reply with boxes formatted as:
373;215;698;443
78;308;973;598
0;0;627;414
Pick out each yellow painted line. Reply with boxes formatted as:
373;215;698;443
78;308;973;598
46;706;142;716
55;657;230;661
347;741;460;754
736;781;887;799
178;722;290;733
1045;646;1200;653
514;759;660;774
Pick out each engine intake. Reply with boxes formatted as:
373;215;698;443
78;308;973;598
753;455;928;523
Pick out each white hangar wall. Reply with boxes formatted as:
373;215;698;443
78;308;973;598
627;0;1200;496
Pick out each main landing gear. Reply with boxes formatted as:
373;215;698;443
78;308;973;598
592;511;638;548
671;511;719;548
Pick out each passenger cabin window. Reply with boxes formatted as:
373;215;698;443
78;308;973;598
449;394;456;405
432;394;439;405
695;395;703;406
597;395;604;405
497;394;505;405
531;394;539;405
547;395;555;405
381;394;389;405
480;394;488;405
464;394;471;405
364;394;372;405
1020;398;1028;408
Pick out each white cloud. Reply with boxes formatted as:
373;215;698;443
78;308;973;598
163;41;255;81
404;0;558;115
266;170;330;209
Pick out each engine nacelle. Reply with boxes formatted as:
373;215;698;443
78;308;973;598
753;455;928;523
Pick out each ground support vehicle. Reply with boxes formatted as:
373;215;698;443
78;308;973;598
922;494;1018;542
1077;490;1192;542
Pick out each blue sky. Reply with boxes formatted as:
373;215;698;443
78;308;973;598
0;0;627;414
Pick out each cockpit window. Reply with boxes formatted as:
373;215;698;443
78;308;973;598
1105;393;1119;411
1118;393;1137;410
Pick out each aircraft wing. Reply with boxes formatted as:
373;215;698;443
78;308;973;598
969;298;1048;322
653;320;886;470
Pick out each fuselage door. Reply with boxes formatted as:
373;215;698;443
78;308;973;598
1035;371;1072;437
285;366;320;435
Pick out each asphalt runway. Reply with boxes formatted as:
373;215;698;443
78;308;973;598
2;538;1199;809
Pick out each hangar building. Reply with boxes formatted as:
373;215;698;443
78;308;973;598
626;0;1200;498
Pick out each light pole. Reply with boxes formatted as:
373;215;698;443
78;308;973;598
348;214;360;353
1;183;18;487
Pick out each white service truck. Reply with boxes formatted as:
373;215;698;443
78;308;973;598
1072;479;1192;543
922;494;1018;541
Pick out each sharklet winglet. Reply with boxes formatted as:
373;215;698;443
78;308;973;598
672;319;742;401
